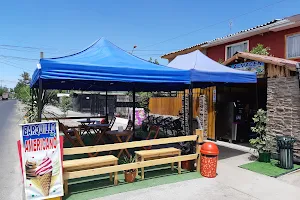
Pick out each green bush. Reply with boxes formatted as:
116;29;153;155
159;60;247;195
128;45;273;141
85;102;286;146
249;109;273;153
60;96;72;117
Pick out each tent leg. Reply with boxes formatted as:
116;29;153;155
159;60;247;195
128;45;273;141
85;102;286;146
105;91;108;122
37;79;43;122
132;87;136;140
189;84;193;136
255;83;259;110
31;88;34;114
183;90;186;134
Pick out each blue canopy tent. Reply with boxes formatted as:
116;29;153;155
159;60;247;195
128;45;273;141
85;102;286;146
31;38;190;92
30;38;191;131
167;50;257;137
168;50;257;86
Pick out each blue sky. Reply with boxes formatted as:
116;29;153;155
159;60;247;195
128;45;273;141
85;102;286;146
0;0;299;88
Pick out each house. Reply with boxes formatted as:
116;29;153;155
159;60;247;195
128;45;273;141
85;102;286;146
162;14;300;62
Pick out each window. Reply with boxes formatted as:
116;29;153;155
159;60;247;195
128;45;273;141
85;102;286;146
226;41;249;60
286;33;300;59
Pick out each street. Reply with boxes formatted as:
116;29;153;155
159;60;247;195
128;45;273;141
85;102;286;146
0;100;24;199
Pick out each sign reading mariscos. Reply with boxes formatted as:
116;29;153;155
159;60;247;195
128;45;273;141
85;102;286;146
229;61;265;75
20;121;63;199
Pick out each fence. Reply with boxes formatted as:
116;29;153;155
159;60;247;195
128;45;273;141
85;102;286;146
149;87;216;139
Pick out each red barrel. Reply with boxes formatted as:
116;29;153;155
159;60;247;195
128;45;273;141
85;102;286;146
200;142;219;178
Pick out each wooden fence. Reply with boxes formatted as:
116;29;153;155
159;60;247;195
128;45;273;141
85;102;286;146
149;87;216;139
63;130;203;180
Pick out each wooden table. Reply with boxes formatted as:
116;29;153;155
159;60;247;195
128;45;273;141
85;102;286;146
105;130;133;158
78;119;98;139
77;119;98;125
87;124;109;145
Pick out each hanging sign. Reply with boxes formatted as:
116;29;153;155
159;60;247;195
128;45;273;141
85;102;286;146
20;121;63;200
229;61;265;75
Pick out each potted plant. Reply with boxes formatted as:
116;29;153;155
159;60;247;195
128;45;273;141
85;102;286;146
249;109;272;162
179;141;195;171
121;155;137;183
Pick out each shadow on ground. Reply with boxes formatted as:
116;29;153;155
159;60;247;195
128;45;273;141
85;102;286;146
63;165;201;200
217;145;247;160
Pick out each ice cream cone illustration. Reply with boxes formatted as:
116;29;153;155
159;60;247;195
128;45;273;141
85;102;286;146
25;161;37;179
35;156;53;196
37;171;52;196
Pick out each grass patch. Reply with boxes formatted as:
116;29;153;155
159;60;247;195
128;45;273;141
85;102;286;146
63;165;202;200
240;159;300;177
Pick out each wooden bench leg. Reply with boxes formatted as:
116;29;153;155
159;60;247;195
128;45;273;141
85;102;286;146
114;161;118;185
110;173;113;182
64;180;68;195
141;157;145;180
114;171;118;185
171;162;174;171
135;155;139;177
178;153;181;174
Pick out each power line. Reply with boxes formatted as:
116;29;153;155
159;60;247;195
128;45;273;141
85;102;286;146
0;55;38;61
0;44;52;50
0;60;32;71
140;0;290;50
0;79;18;83
0;47;38;53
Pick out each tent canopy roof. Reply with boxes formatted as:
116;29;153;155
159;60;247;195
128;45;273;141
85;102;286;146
30;38;190;91
167;50;257;85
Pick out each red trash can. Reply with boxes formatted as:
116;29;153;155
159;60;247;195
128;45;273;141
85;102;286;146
200;142;219;178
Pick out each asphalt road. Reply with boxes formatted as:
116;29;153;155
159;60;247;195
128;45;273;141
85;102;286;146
0;100;24;199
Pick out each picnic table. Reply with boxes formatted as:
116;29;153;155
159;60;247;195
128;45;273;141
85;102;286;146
87;124;110;145
105;130;133;158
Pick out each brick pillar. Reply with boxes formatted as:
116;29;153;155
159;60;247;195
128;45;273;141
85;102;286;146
267;76;300;158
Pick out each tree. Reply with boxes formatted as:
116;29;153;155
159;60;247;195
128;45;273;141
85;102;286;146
21;72;30;83
149;57;159;64
14;71;31;102
0;86;8;96
14;72;60;122
139;92;153;114
60;96;72;117
250;44;271;56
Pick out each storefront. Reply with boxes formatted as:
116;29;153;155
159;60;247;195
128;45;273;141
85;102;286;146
216;52;299;144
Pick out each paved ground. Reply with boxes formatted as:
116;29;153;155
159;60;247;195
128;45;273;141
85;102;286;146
2;101;300;200
96;153;300;200
0;100;24;199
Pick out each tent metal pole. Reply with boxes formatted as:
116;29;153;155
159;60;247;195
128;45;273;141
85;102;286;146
105;90;108;122
37;79;43;122
255;83;259;110
183;89;186;134
189;84;193;135
132;87;136;138
31;88;33;114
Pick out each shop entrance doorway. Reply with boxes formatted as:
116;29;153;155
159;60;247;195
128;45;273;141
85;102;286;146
215;79;267;143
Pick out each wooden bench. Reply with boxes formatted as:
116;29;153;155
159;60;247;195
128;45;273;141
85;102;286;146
63;155;118;194
135;147;181;180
